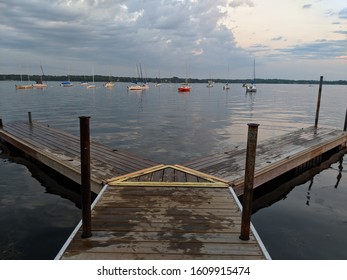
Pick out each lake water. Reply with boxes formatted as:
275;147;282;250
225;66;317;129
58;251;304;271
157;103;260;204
0;81;346;260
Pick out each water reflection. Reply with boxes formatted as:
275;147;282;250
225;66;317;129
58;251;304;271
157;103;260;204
1;81;347;259
252;149;346;213
0;147;81;259
334;157;343;189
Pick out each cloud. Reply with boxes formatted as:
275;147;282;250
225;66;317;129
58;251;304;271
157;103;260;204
229;0;254;8
302;4;312;9
338;8;347;19
1;0;242;77
271;36;284;41
191;48;204;56
0;0;345;80
278;39;347;60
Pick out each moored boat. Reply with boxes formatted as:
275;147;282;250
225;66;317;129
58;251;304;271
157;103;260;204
245;57;257;93
246;84;256;92
15;84;33;89
32;65;48;88
206;80;214;88
15;73;33;89
127;82;149;91
103;81;115;88
32;80;48;88
178;83;191;92
61;81;73;87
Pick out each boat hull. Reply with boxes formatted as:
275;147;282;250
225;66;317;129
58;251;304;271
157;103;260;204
61;82;73;87
33;83;48;88
15;85;33;89
178;87;190;92
246;85;256;93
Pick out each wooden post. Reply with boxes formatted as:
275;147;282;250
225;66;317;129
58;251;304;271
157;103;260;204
240;123;259;241
28;112;32;124
343;108;347;132
79;116;92;238
314;76;323;128
0;119;3;129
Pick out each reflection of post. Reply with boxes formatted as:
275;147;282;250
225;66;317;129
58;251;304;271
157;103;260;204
306;178;314;206
240;123;259;241
314;76;323;128
80;116;92;238
334;157;343;189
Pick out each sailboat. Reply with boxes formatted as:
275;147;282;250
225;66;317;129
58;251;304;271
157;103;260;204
32;65;48;88
127;63;149;90
155;70;162;87
79;75;89;86
15;73;33;89
178;62;191;92
223;64;230;90
206;72;214;88
103;71;115;88
245;58;257;93
86;67;96;89
61;66;73;87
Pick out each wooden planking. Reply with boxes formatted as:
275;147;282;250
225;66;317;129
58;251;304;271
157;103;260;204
60;185;266;260
184;126;347;195
0;121;158;192
5;122;156;171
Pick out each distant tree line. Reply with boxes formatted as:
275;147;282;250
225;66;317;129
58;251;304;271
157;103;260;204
1;74;346;85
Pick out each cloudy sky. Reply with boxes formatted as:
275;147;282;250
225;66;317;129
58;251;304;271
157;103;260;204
1;0;346;80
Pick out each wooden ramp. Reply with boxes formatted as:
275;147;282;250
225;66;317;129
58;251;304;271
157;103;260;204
0;121;158;193
183;126;347;196
56;165;269;260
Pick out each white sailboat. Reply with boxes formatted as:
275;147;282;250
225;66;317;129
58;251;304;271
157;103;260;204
127;63;149;90
32;65;48;88
104;71;115;88
223;64;230;90
246;58;257;93
87;67;96;89
206;71;214;88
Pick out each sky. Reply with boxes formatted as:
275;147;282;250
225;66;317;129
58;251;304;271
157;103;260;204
0;0;346;80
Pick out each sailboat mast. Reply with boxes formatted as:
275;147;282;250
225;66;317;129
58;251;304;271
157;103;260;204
40;65;45;82
253;57;256;84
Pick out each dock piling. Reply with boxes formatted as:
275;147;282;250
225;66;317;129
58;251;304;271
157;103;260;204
0;119;3;129
314;76;323;128
344;108;347;132
28;112;32;124
79;116;92;238
240;123;259;241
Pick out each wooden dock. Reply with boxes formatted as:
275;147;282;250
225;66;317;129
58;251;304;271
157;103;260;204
184;126;347;196
1;119;346;260
56;165;268;259
0;121;158;193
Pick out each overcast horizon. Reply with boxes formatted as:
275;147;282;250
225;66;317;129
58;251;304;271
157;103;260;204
1;1;346;80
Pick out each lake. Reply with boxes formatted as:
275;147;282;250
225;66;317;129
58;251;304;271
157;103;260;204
0;80;346;259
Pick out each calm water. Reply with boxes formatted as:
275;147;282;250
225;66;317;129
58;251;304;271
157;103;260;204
0;81;346;259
